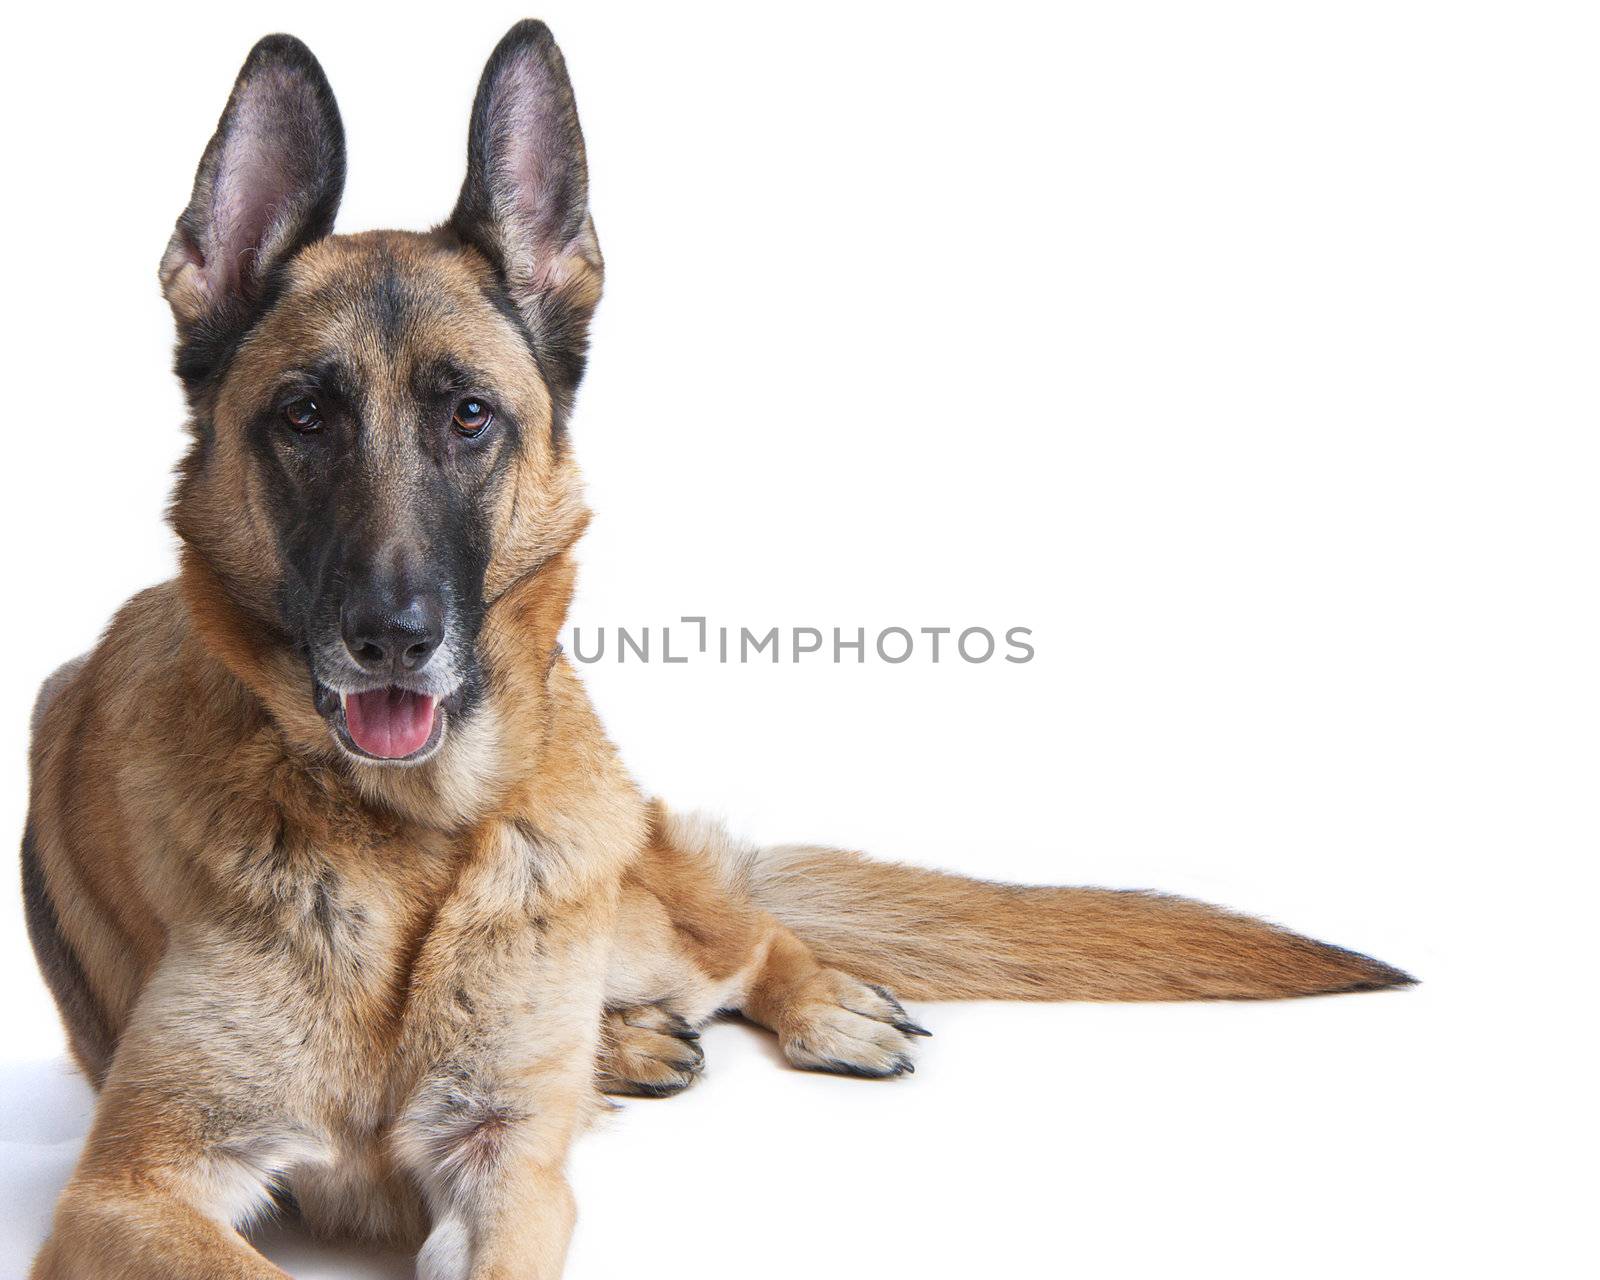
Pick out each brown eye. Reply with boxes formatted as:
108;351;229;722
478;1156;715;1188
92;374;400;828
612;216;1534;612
452;398;493;437
283;397;322;433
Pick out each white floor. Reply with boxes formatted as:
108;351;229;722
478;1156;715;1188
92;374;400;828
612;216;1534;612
2;974;1584;1278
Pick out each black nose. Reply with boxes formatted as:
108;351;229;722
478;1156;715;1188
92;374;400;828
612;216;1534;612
340;591;445;676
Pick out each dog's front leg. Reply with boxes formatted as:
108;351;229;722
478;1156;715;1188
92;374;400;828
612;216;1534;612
31;950;318;1280
34;1169;291;1280
395;878;616;1280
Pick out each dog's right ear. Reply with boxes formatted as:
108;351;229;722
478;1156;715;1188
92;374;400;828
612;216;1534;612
160;35;345;329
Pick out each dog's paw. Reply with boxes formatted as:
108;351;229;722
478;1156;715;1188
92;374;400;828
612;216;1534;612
780;972;931;1080
597;1005;705;1098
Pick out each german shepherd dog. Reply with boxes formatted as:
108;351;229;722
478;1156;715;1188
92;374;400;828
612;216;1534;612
21;21;1413;1279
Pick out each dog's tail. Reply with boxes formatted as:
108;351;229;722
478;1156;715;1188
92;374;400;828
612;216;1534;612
741;841;1413;1001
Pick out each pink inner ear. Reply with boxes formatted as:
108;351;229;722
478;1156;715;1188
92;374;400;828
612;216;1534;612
505;63;546;196
204;69;316;297
496;58;578;261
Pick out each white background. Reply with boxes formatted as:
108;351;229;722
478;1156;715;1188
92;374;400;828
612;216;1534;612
0;2;1594;1276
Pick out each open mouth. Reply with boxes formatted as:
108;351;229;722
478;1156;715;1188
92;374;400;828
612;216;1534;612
324;686;447;763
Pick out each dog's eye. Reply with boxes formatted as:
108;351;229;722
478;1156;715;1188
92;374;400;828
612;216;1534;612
283;398;323;433
452;398;493;438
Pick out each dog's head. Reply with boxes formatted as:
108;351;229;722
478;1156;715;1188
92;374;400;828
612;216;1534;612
164;23;597;768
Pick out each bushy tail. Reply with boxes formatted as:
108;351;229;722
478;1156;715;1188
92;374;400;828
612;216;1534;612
745;843;1414;1001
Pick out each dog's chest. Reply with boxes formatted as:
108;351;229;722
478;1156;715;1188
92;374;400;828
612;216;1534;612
214;818;559;1225
243;830;521;1079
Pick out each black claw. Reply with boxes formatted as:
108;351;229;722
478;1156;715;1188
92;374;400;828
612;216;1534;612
868;983;908;1015
675;1042;705;1068
867;982;930;1035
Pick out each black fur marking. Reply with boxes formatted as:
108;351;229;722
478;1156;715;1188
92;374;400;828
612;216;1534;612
803;1056;914;1081
236;268;505;718
311;874;337;937
476;278;545;368
474;276;568;453
613;1077;697;1099
20;825;116;1085
174;267;293;400
372;259;412;345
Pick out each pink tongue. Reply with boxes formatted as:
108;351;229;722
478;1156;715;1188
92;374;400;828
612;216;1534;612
345;688;438;759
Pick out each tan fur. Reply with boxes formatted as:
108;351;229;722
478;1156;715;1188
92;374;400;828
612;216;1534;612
738;843;1413;1001
23;26;1410;1280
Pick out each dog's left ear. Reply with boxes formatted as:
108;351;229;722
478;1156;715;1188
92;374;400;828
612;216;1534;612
448;21;603;406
